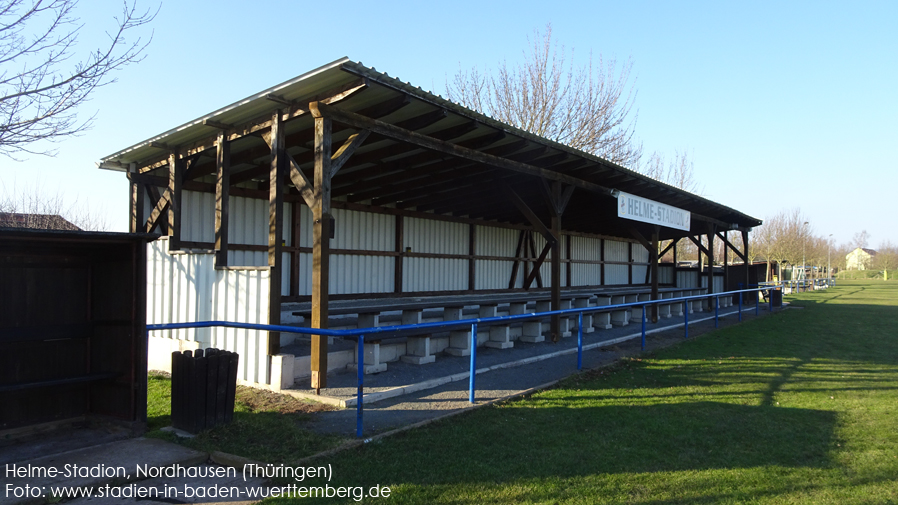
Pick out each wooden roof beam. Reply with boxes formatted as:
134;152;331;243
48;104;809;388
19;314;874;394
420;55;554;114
309;102;617;199
339;137;528;202
366;143;550;206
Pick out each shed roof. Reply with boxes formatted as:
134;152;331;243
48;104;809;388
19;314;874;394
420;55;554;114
99;57;761;241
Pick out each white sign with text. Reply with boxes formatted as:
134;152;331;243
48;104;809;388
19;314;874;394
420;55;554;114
616;191;691;231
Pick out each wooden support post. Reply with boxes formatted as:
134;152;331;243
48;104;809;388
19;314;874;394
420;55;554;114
551;212;561;342
565;234;572;287
707;226;716;297
168;153;182;251
129;164;144;234
468;223;476;291
600;238;605;285
291;202;301;296
215;132;230;268
310;112;333;392
549;182;563;342
394;214;403;293
742;229;751;300
522;231;531;288
651;227;659;322
723;231;729;292
268;111;285;357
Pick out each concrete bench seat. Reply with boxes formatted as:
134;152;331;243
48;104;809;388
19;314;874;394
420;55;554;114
592;295;613;330
292;286;708;375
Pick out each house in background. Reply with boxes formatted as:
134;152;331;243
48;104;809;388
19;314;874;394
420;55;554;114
846;247;877;270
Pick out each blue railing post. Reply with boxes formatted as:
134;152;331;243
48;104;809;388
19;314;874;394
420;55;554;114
641;305;646;350
356;334;364;438
684;301;689;339
469;323;477;404
714;296;719;328
577;312;583;370
738;292;743;322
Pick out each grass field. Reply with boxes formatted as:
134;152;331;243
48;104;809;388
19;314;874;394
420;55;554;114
265;280;898;504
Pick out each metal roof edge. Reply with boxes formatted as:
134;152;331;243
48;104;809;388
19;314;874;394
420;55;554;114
98;57;352;167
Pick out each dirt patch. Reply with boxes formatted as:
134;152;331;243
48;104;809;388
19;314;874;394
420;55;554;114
235;386;337;415
148;369;336;415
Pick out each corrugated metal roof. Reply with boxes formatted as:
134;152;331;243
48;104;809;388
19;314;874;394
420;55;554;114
99;57;762;239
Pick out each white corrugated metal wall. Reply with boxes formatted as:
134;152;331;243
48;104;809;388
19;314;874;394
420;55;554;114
146;239;270;384
157;190;672;295
678;269;699;288
171;190;291;297
659;265;675;284
632;243;649;283
403;217;467;292
329;207;394;294
604;239;629;284
570;236;602;286
701;274;725;293
475;226;517;290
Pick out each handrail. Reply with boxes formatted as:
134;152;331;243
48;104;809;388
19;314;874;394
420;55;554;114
147;286;776;438
147;287;775;338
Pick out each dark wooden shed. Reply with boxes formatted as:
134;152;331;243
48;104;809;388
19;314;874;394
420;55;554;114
0;229;153;432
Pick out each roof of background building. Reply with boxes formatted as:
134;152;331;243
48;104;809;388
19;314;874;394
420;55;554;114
0;213;80;231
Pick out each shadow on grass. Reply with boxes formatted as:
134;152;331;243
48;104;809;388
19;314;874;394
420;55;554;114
269;401;839;505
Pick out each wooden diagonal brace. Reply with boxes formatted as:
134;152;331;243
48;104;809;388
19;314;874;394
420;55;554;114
330;130;370;177
524;242;552;289
508;229;526;289
145;188;171;233
630;227;653;252
502;186;556;245
286;153;316;209
527;231;544;288
716;231;748;262
658;239;677;260
688;235;711;257
181;152;205;182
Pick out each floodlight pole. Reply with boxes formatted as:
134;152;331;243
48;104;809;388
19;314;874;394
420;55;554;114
828;234;832;284
802;221;809;290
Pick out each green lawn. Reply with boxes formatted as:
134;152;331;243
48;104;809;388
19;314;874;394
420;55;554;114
267;280;898;504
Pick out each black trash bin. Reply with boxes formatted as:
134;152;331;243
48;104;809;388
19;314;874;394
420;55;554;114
770;288;783;308
171;348;239;434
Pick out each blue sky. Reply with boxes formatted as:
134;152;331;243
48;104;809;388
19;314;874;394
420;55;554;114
3;0;896;247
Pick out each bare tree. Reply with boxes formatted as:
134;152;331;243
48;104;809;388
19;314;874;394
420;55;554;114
0;0;155;159
0;179;107;230
874;241;896;273
852;230;870;250
447;24;642;167
634;149;701;194
753;208;814;280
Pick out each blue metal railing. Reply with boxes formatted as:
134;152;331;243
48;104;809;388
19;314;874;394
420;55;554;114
147;286;777;438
